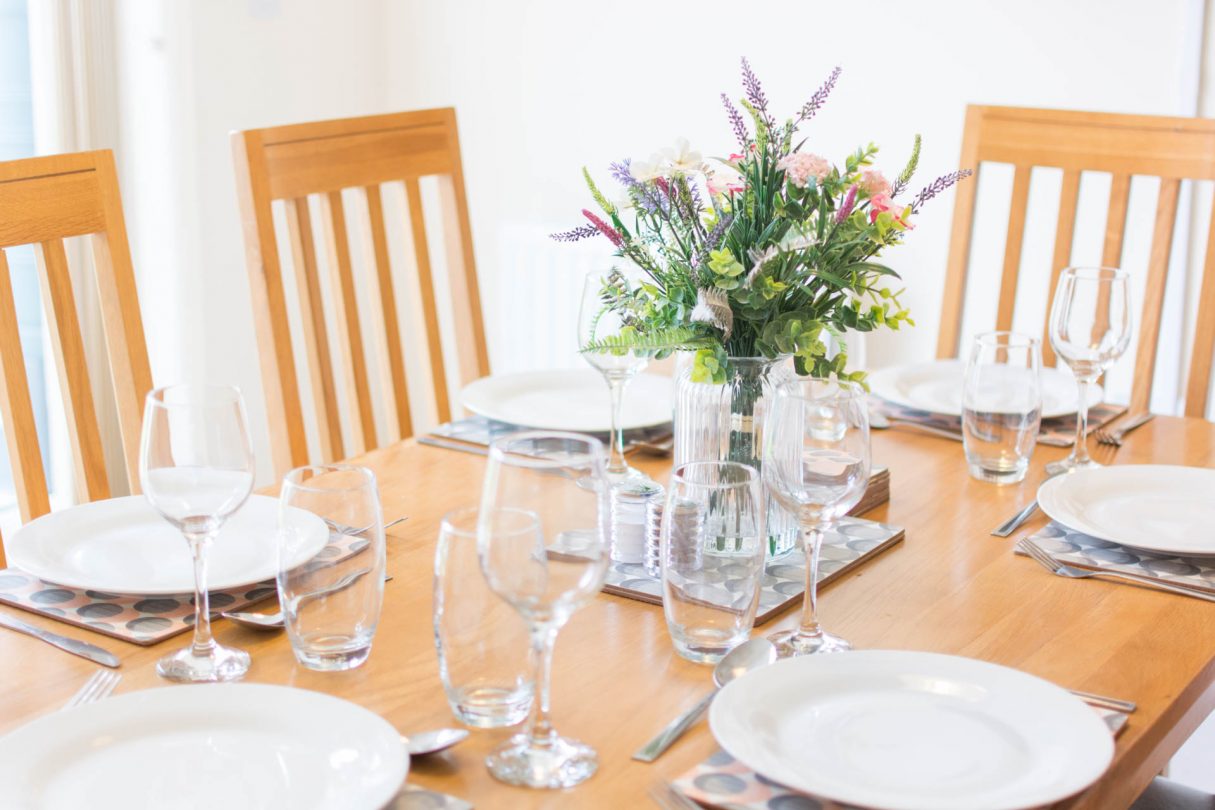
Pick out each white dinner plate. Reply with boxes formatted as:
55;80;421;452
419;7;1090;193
0;684;408;810
710;650;1112;810
460;369;673;432
868;359;1101;418
1038;465;1215;556
4;494;328;595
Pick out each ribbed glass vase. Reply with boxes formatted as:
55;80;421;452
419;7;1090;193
672;356;798;558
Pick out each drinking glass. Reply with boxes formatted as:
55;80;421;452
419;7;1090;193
139;384;255;682
477;431;609;789
762;379;870;657
661;461;766;664
577;270;649;485
434;506;533;727
962;331;1043;484
1047;267;1132;475
278;464;385;671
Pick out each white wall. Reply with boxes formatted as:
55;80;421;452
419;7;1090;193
105;0;1207;486
384;0;1205;403
113;0;389;481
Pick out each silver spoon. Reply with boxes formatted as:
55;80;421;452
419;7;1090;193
401;728;469;757
632;637;778;762
222;573;393;630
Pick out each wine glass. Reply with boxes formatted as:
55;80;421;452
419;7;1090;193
477;431;609;789
762;379;870;657
577;269;649;485
1046;267;1132;475
139;384;255;682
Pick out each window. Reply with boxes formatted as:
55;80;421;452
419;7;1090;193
0;0;56;526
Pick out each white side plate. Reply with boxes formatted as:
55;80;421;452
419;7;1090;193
1038;465;1215;556
0;684;408;810
5;495;327;595
868;359;1100;419
460;369;672;432
710;650;1112;810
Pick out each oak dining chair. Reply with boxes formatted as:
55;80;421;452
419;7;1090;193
232;108;489;475
0;150;153;562
937;105;1215;417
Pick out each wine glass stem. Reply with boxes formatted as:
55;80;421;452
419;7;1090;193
525;623;559;748
797;525;824;639
1071;377;1091;465
186;532;216;656
605;374;630;476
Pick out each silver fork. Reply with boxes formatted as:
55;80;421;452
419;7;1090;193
1094;412;1154;447
61;669;121;711
1020;541;1215;602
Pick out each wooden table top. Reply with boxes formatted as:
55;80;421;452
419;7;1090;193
1;417;1213;809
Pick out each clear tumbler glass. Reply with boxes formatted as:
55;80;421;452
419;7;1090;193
434;507;533;727
661;461;766;664
962;332;1043;484
278;464;385;671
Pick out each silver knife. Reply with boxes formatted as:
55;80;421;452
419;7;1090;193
0;612;120;668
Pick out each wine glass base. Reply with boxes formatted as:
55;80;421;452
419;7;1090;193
157;642;250;683
486;733;598;789
1045;456;1103;476
768;628;852;658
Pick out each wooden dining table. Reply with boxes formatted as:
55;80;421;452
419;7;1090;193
1;416;1213;809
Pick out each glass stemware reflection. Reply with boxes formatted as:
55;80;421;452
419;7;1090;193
577;270;649;485
762;379;870;657
139;384;255;682
477;431;609;789
1047;267;1132;475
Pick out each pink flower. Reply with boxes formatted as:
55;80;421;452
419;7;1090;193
706;161;745;196
868;194;914;229
582;209;624;246
778;152;832;188
859;169;891;198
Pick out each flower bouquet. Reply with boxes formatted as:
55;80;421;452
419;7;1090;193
556;59;972;555
555;59;970;385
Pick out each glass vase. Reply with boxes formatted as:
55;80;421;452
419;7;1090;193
672;356;798;557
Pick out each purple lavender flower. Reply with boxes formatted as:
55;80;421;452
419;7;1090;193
741;58;770;118
798;66;842;123
694;213;734;268
609;159;637;188
550;224;599;242
721;93;748;147
910;169;974;213
835;184;858;224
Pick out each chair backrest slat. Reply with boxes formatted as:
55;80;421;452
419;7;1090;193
284;197;344;462
233;109;488;473
995;166;1032;333
319;190;376;455
36;238;110;503
1130;179;1182;414
1043;170;1082;367
1186;205;1215;416
403;176;451;425
0;250;51;524
939;105;1215;418
363;184;412;439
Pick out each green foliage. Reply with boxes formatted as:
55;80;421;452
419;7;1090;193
690;345;729;384
563;64;968;383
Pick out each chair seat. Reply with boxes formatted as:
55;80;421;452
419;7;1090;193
1133;777;1215;810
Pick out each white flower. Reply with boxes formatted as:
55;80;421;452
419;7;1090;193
630;154;667;182
662;137;703;175
631;138;704;182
